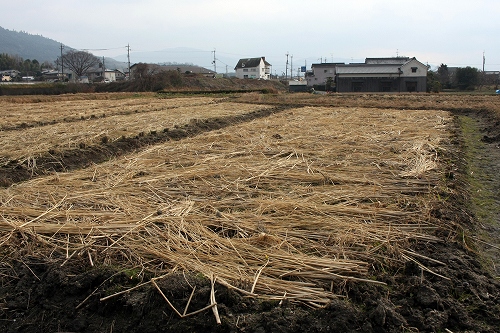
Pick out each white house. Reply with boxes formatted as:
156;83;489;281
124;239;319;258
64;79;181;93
86;69;116;82
234;57;271;79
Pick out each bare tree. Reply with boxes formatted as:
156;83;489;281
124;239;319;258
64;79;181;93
56;50;99;77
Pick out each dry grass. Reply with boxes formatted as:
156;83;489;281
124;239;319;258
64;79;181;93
0;94;218;129
0;102;271;166
0;92;157;104
0;103;453;305
238;92;500;114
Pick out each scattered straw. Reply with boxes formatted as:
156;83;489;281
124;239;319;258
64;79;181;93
0;104;454;305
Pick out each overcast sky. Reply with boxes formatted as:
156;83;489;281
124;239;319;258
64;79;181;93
3;0;499;73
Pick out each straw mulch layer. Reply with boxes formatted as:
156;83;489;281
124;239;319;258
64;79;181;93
0;94;219;130
0;101;268;165
0;105;453;307
237;92;500;116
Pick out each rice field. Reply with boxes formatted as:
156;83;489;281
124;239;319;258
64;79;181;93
0;94;221;128
239;91;500;115
0;97;270;165
0;94;455;306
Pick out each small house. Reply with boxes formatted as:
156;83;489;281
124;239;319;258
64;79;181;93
113;69;126;81
305;63;344;89
86;69;116;82
0;70;20;80
234;57;271;80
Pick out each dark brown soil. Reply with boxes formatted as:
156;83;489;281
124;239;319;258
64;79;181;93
1;238;499;333
1;96;500;333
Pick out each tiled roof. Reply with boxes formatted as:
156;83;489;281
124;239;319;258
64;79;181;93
336;64;402;75
311;62;345;68
365;57;410;65
235;57;270;69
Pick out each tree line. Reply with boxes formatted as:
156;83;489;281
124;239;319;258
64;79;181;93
427;64;496;92
0;53;54;75
1;50;101;80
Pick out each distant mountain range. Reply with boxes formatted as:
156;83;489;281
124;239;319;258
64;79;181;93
113;47;238;73
0;26;126;70
0;26;240;72
0;27;65;63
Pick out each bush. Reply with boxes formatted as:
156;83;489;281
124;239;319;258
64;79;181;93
456;66;479;91
95;70;184;93
427;71;442;93
0;82;94;95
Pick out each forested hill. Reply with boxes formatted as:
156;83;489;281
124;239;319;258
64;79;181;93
0;26;66;63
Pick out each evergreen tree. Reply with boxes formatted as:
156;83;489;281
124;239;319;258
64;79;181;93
456;67;479;90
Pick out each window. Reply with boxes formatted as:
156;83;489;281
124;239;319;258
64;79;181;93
411;67;418;73
324;70;327;73
243;75;248;79
243;69;248;72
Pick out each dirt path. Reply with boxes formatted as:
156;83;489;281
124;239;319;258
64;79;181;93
457;110;500;277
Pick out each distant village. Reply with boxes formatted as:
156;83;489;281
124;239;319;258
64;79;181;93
1;53;499;94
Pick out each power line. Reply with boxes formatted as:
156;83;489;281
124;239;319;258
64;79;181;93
78;46;128;52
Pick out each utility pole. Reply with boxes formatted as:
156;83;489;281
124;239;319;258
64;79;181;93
127;43;131;80
102;56;105;79
212;49;217;73
483;51;485;72
60;43;64;80
285;52;289;80
290;55;293;80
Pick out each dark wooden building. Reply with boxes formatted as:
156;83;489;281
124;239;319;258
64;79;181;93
335;57;428;93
